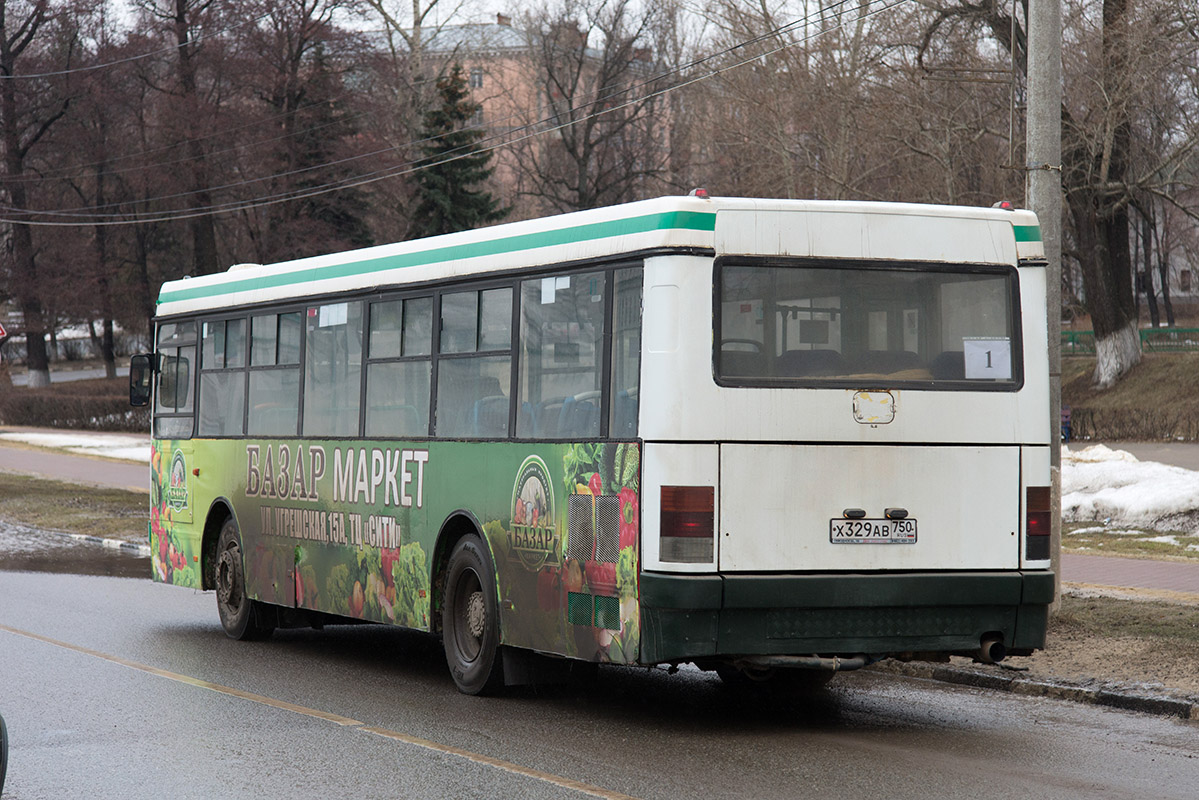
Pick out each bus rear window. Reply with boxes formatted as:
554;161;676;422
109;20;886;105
716;261;1020;388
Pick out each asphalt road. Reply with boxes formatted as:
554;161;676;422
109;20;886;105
8;365;128;387
0;443;147;493
1;565;1197;799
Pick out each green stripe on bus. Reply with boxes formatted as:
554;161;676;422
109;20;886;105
158;210;717;306
1013;224;1041;242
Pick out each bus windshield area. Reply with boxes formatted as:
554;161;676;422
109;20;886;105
716;260;1020;388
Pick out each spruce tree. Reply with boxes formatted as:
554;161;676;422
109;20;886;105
293;46;374;254
410;64;508;238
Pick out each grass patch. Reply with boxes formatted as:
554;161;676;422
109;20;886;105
0;472;147;542
1054;594;1199;644
1063;353;1199;439
1062;522;1199;560
1062;352;1199;411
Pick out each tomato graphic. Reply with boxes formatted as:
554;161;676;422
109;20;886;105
618;487;639;550
584;561;616;595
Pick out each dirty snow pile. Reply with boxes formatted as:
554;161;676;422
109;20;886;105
0;431;150;462
1063;444;1199;534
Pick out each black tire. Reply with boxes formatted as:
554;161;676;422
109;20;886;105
442;534;504;695
215;517;275;641
1;712;8;797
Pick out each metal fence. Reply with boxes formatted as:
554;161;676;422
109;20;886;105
1062;328;1199;354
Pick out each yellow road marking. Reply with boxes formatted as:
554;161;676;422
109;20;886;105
0;622;360;726
358;726;639;799
0;623;640;800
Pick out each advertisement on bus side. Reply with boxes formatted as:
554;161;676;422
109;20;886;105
149;438;640;664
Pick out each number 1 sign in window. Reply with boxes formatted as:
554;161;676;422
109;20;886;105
963;337;1012;380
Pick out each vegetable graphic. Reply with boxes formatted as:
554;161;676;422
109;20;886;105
618;487;639;550
584;561;616;595
562;558;583;593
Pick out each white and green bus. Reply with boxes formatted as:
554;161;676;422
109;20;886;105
131;195;1054;694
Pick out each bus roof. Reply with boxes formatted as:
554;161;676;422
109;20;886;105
155;196;1042;318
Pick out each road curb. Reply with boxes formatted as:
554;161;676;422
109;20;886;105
16;522;152;558
63;531;152;558
870;660;1199;721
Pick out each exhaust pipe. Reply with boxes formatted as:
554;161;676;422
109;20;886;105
978;635;1007;664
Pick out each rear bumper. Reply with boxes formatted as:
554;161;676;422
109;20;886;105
638;570;1054;665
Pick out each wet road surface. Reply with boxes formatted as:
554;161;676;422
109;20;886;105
0;519;147;578
1;557;1197;799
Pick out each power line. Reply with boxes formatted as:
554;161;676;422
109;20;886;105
2;0;863;213
0;0;911;226
0;9;274;80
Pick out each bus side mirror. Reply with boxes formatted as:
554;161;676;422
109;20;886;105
130;353;154;407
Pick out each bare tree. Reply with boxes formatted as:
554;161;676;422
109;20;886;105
134;0;230;275
0;0;78;387
511;0;674;213
919;0;1199;387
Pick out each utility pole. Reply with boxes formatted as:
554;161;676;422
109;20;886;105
1026;0;1063;609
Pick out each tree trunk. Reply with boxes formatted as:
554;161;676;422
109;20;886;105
1069;192;1139;389
1141;212;1158;327
93;164;118;379
0;2;51;389
174;0;218;275
134;226;156;336
1093;320;1140;389
1159;253;1175;326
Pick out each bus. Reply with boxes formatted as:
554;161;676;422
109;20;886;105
130;195;1054;694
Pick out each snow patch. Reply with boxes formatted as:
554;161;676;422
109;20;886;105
1062;444;1199;534
0;431;150;463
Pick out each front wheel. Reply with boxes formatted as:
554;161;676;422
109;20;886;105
215;517;275;641
442;534;504;695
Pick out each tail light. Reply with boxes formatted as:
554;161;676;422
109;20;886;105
1025;486;1051;560
660;485;714;563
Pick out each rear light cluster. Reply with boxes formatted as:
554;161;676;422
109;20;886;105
1025;486;1051;560
660;485;714;563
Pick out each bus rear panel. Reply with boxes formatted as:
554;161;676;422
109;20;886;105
636;203;1051;671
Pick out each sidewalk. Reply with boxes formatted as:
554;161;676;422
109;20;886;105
1087;440;1199;472
0;426;149;493
1061;552;1199;600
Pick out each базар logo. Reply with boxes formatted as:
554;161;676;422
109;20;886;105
510;455;559;570
167;449;189;512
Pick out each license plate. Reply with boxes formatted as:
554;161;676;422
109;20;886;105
829;518;917;544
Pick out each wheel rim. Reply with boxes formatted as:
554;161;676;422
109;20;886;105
216;544;244;617
453;568;485;662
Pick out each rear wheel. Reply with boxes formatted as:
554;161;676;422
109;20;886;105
215;517;275;641
442;534;504;695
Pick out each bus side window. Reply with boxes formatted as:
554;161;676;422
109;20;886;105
435;288;512;438
153;321;196;439
365;298;432;438
249;312;302;436
517;272;605;439
198;318;247;437
609;267;642;438
304;302;363;437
